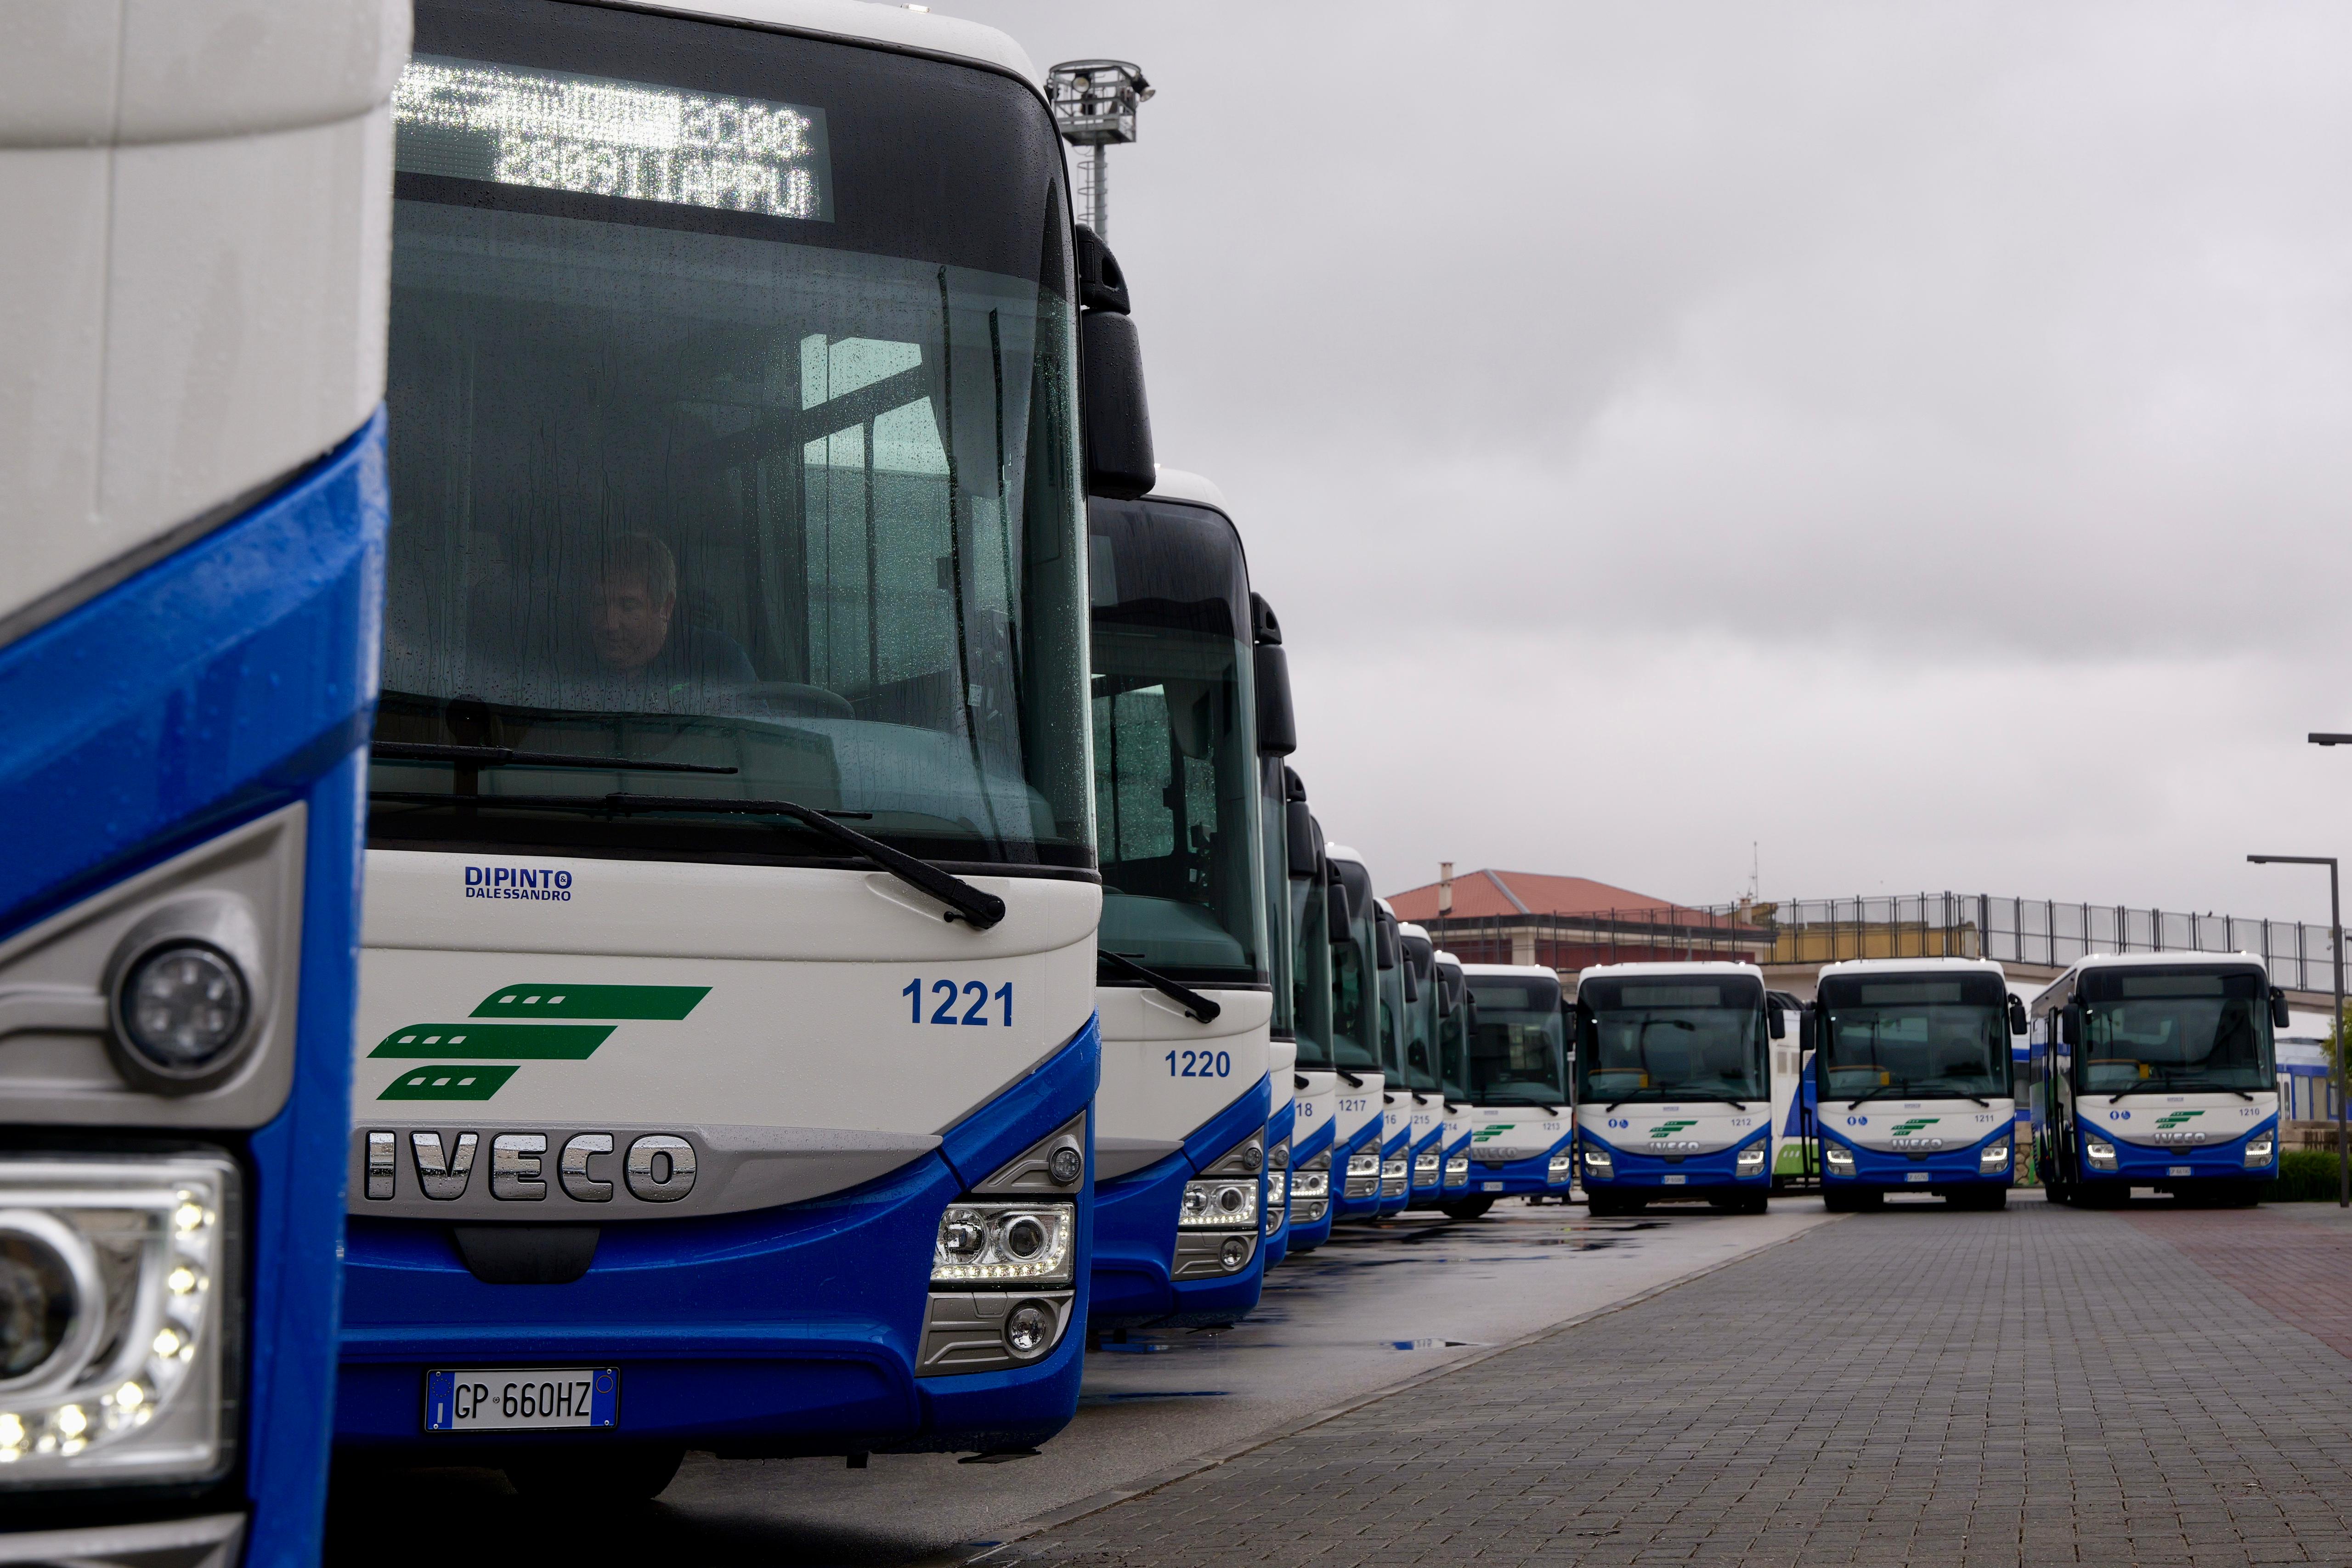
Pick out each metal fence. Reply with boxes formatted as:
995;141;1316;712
1422;892;2351;995
1762;893;2351;995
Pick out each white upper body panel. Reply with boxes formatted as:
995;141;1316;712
0;0;408;638
1147;467;1232;515
1093;983;1273;1169
633;0;1039;86
1818;956;2011;985
2030;950;2273;1016
1268;1040;1297;1117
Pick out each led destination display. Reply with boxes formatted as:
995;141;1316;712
393;55;833;220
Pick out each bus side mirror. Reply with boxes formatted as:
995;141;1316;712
2058;1005;2081;1049
1081;310;1155;499
1286;801;1317;878
1798;1008;1816;1054
2273;987;2293;1030
2008;995;2029;1036
1255;643;1297;756
1767;998;1786;1040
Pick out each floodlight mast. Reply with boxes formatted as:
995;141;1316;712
1046;59;1152;240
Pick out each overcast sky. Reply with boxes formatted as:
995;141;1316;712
955;1;2352;923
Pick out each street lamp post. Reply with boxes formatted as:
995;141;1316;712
2249;852;2345;1207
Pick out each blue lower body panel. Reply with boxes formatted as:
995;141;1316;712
1465;1134;1573;1197
1825;1124;2014;1195
2068;1115;2278;1194
1086;1077;1270;1331
1331;1119;1386;1222
0;414;386;1565
338;1020;1099;1456
1285;1117;1337;1251
1262;1100;1297;1269
1582;1129;1767;1197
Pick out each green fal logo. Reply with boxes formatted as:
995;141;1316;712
374;984;710;1100
1888;1118;1942;1137
1472;1124;1514;1142
2156;1110;2207;1129
1648;1120;1697;1139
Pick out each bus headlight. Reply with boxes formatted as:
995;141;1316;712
1825;1145;1855;1177
2083;1138;2118;1172
1413;1151;1441;1180
2245;1134;2276;1168
1736;1143;1768;1176
1581;1145;1613;1177
1444;1154;1469;1182
1547;1154;1575;1184
1980;1140;2013;1173
931;1202;1075;1285
1179;1179;1258;1229
1293;1152;1331;1201
0;1154;237;1489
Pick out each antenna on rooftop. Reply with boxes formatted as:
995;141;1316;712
1046;59;1152;240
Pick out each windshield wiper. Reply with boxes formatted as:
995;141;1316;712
372;741;736;775
2110;1073;2254;1102
1839;1079;1919;1110
1097;951;1221;1024
1604;1088;1744;1113
2105;1072;2177;1101
365;790;1005;929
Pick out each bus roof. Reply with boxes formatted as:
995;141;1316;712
1461;963;1564;981
1816;956;2011;983
631;0;1040;85
2030;950;2272;1014
1325;843;1365;866
1577;961;1763;983
1148;468;1233;514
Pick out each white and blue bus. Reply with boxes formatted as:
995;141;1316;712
1371;899;1413;1215
1809;959;2024;1211
1323;846;1391;1221
2030;953;2282;1207
0;5;401;1558
1455;965;1572;1215
1575;962;1781;1215
1395;923;1448;1208
1282;777;1340;1252
1086;471;1274;1330
340;0;1155;1491
1430;951;1479;1207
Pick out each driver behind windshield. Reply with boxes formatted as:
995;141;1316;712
579;532;755;705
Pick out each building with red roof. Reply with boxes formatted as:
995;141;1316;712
1386;868;1771;973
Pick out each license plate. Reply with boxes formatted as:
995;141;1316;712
1905;1172;1931;1184
1482;1180;1503;1191
2168;1165;2192;1177
1662;1174;1686;1186
427;1368;616;1432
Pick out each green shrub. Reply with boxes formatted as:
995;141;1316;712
2269;1150;2345;1201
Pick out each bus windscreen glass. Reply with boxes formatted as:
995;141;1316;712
2076;966;2274;1094
1815;973;2010;1099
1087;502;1265;985
1578;977;1765;1103
1464;975;1566;1106
373;0;1089;869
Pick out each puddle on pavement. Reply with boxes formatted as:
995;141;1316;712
1076;1389;1230;1405
1386;1338;1485;1350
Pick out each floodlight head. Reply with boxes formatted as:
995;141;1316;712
1047;60;1153;147
2313;733;2352;747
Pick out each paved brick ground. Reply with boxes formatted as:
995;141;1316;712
987;1200;2352;1568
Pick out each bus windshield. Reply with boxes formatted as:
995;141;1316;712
1088;500;1264;984
1816;973;2009;1099
1329;862;1381;1071
1290;860;1336;1069
2079;966;2274;1094
1580;976;1766;1103
1401;935;1438;1091
1465;973;1567;1106
1435;962;1470;1100
372;0;1090;869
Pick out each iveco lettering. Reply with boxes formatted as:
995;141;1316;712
343;0;1159;1491
0;4;401;1559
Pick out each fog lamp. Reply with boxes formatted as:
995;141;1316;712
1002;1301;1054;1359
119;946;248;1074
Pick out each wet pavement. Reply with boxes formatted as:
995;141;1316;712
322;1197;1830;1566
